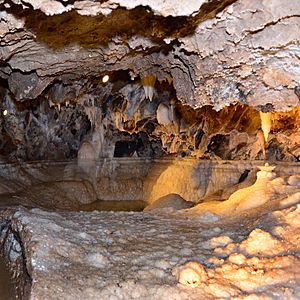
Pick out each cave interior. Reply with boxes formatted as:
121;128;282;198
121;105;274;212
0;0;300;299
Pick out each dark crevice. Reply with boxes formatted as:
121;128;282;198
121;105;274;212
10;227;32;299
0;218;31;299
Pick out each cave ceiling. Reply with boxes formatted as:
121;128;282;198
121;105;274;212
0;0;299;161
1;0;299;109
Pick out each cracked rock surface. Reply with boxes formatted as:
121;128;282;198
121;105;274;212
0;1;299;298
1;0;299;108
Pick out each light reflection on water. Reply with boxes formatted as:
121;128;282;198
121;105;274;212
0;256;14;300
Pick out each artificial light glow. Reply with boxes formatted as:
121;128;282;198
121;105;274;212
102;75;109;83
3;110;7;116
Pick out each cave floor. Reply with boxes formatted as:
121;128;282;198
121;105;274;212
1;202;300;300
0;159;299;299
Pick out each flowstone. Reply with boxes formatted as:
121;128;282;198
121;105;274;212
1;199;300;299
190;163;300;216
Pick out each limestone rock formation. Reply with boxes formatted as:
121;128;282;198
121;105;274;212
143;193;194;211
1;193;300;299
190;163;300;216
0;0;299;161
0;1;299;299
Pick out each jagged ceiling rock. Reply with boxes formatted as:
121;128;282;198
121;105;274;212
178;0;300;111
1;0;299;111
2;0;230;17
0;0;299;162
108;0;202;17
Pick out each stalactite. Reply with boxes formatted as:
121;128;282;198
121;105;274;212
141;75;156;101
260;112;272;143
84;107;102;128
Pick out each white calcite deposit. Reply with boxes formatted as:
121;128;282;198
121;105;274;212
0;161;299;299
1;194;300;299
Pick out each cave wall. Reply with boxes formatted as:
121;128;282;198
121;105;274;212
1;77;299;161
1;159;298;209
144;159;300;204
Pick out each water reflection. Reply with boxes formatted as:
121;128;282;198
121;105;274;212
78;200;146;212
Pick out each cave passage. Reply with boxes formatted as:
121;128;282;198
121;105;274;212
1;69;299;163
0;0;300;299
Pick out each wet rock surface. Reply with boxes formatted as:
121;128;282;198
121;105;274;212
0;161;299;299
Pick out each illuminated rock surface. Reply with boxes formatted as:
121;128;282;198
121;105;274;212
143;193;194;211
1;193;300;299
0;0;299;161
0;161;299;299
190;163;300;215
0;0;299;298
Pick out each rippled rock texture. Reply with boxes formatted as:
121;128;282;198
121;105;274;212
0;160;299;299
1;200;300;299
0;159;298;209
0;1;299;298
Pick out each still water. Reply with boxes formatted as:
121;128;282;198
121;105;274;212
78;200;146;212
0;256;14;300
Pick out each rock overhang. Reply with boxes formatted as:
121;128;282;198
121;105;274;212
1;0;299;110
0;0;299;161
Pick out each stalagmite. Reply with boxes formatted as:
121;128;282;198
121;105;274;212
0;0;299;299
156;103;171;126
78;141;96;161
257;129;266;159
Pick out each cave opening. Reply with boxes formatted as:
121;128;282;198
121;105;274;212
0;0;300;299
113;140;142;157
